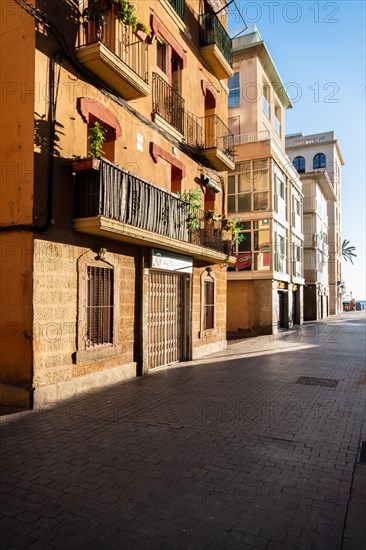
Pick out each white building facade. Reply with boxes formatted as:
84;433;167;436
286;131;344;316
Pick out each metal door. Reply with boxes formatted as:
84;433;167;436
278;291;285;329
148;271;186;368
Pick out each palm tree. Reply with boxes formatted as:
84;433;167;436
342;239;357;265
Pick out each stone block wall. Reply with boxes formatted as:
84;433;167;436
32;233;137;395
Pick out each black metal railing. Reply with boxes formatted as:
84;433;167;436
199;12;232;67
190;209;232;254
168;0;185;19
183;110;204;148
77;9;149;83
74;159;231;254
202;115;234;162
152;73;185;134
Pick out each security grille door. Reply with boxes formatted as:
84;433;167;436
148;272;185;368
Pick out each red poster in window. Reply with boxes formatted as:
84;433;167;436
260;243;270;267
236;252;252;270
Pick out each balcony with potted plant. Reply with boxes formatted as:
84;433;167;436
76;0;152;100
71;124;234;263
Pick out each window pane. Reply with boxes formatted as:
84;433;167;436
254;192;269;211
253;164;269;191
228;175;235;194
238;193;251;212
240;232;251;252
238;173;251;192
228;72;240;89
228;90;240;108
228;195;236;213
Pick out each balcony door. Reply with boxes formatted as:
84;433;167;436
204;88;216;148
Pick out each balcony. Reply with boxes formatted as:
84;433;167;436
201;115;235;171
76;10;149;100
183;110;204;148
152;73;185;137
73;159;232;262
168;0;185;19
199;13;233;79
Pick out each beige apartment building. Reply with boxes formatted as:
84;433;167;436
0;0;240;408
226;28;304;336
286;132;344;317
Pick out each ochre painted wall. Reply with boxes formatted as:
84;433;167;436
0;5;35;402
227;279;254;332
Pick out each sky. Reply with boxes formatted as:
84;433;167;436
231;0;366;300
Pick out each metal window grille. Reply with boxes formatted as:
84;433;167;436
204;279;215;330
86;266;113;348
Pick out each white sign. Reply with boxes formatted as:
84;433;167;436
151;250;193;273
137;133;143;152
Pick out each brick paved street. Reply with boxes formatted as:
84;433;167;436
1;312;365;550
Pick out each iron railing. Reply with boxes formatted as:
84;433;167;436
199;12;232;66
77;9;149;83
152;73;185;134
190;209;232;253
202;115;234;162
183;110;204;148
168;0;185;19
74;159;231;254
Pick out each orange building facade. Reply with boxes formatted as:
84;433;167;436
0;0;237;408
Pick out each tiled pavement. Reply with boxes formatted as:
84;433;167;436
0;312;365;549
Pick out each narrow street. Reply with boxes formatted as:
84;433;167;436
1;312;365;550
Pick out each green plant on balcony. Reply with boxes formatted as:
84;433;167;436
136;21;152;38
222;217;244;245
114;0;138;30
177;189;203;231
87;121;107;158
71;122;107;172
84;0;152;37
205;210;223;223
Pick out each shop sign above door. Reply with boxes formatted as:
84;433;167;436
151;250;193;273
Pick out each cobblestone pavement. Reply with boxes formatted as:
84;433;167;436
1;312;365;550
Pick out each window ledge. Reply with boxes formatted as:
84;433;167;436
75;344;123;364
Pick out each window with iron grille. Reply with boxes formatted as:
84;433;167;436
86;266;114;348
203;279;215;330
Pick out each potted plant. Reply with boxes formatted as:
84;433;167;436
82;0;110;41
177;189;203;231
113;0;137;31
205;210;223;224
71;121;107;172
135;21;152;41
83;1;154;44
222;216;244;245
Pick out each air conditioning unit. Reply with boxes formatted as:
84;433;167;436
202;174;221;193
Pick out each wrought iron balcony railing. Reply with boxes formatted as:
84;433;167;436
168;0;185;19
77;9;148;84
199;12;232;67
152;73;185;134
202;115;234;162
183;110;204;148
74;159;231;254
